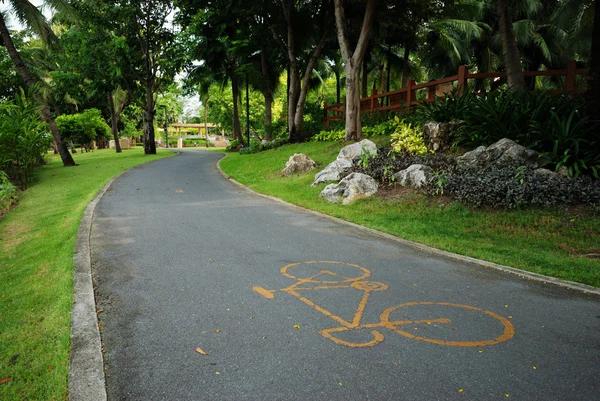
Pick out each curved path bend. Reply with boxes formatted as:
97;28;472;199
90;150;600;400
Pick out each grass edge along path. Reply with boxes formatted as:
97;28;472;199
218;141;600;288
0;148;173;400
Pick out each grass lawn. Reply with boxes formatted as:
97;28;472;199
219;141;600;288
0;148;173;400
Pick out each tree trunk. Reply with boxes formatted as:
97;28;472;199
204;105;209;148
143;83;156;154
231;75;243;143
108;93;122;153
344;68;362;141
334;0;375;141
260;50;273;141
335;70;341;104
361;56;368;98
0;13;76;166
496;0;526;90
587;0;600;120
401;47;410;88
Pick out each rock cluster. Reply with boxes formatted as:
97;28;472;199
312;139;379;204
312;139;378;187
458;138;540;168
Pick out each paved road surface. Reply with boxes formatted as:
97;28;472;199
91;150;600;400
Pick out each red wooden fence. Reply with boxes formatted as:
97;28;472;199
323;60;589;128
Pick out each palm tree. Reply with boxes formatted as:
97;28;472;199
0;1;75;166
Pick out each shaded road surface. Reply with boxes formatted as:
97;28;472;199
91;150;600;400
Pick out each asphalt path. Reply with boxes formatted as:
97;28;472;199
91;150;600;400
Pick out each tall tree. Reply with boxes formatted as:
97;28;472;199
0;2;75;166
496;0;526;89
276;0;330;141
588;0;599;119
334;0;376;141
111;0;178;154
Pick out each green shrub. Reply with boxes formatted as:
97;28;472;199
311;129;345;142
312;118;398;142
239;138;288;154
416;89;599;178
390;118;429;155
56;108;110;148
0;87;52;188
413;88;474;125
0;170;16;213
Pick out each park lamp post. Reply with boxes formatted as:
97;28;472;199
163;106;169;148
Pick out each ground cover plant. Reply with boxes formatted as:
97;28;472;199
0;148;172;400
219;142;600;288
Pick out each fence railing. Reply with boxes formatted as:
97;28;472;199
323;60;589;128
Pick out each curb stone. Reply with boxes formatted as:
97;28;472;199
216;154;600;296
69;151;180;401
69;173;121;401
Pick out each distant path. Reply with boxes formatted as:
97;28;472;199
91;150;600;400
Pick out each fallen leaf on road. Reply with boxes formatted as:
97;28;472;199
339;382;342;386
0;378;11;384
504;394;510;397
293;325;300;329
215;372;221;375
215;329;221;333
195;347;207;355
532;366;537;370
458;389;464;393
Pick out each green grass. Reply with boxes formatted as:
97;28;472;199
0;148;173;400
219;142;600;288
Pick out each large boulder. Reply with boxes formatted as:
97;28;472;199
458;138;539;168
337;139;378;162
312;158;353;186
422;121;460;152
312;139;378;186
394;164;433;188
319;173;378;205
282;153;317;176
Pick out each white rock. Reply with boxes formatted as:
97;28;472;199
394;164;433;188
281;153;317;176
337;139;378;162
319;172;379;204
312;158;353;186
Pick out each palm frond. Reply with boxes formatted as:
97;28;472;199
8;0;57;46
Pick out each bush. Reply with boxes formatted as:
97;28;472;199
239;138;288;154
56;108;111;148
390;118;429;155
0;170;16;213
431;161;600;208
0;88;52;188
413;88;474;125
414;90;599;179
312;118;402;142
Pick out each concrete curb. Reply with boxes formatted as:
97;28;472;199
69;174;126;401
216;154;600;296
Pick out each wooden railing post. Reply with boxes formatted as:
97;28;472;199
324;101;329;128
370;88;377;111
427;85;435;102
457;65;468;95
565;59;576;92
406;79;415;108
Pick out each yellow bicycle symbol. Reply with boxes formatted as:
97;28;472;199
253;261;515;348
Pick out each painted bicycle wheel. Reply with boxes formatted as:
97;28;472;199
379;302;514;347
